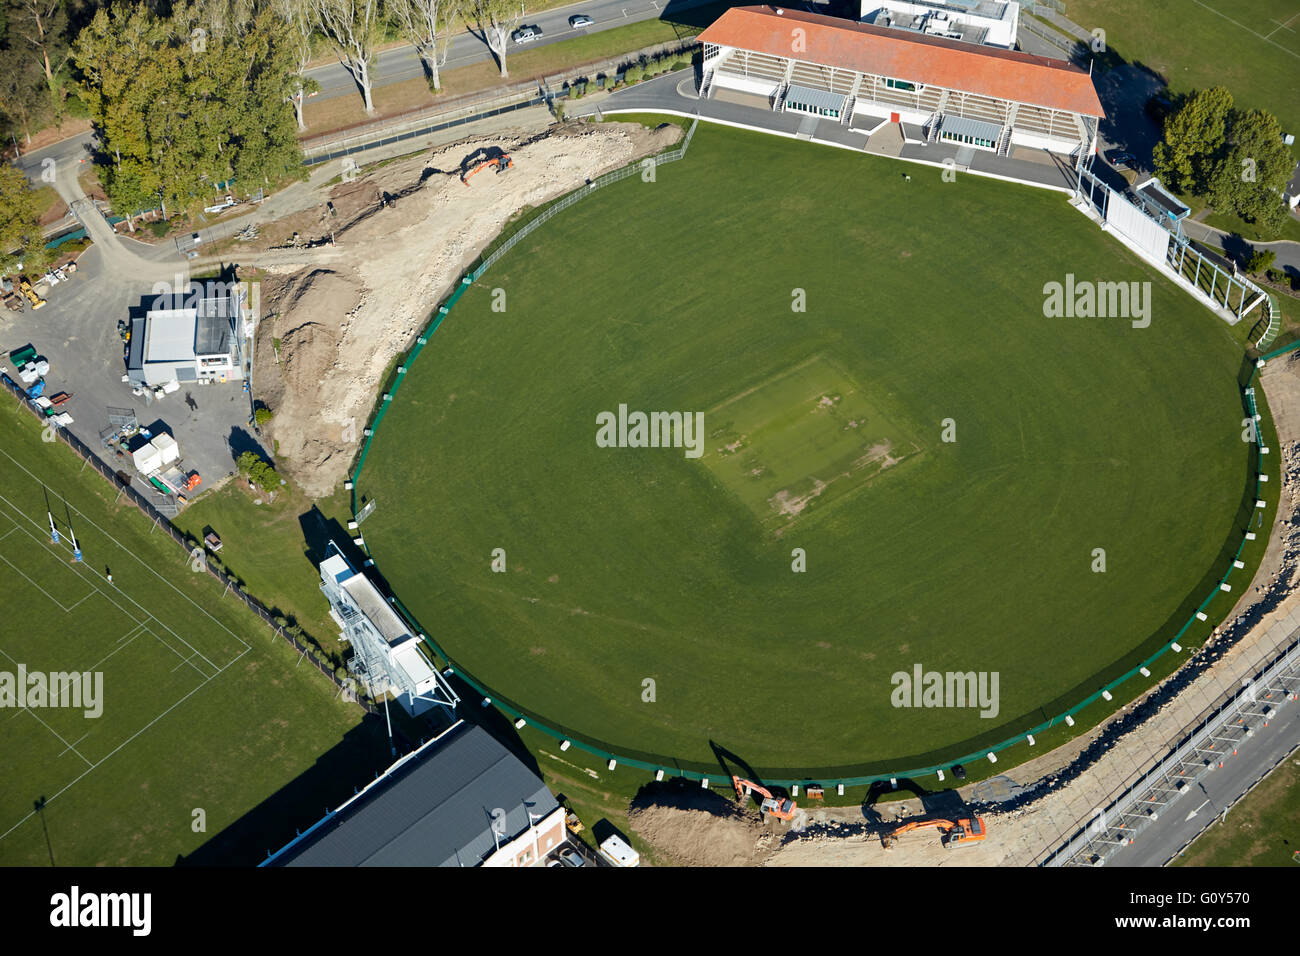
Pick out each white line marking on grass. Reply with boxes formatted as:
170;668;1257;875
0;644;251;850
1193;0;1300;59
0;549;83;612
1265;12;1299;37
0;503;222;678
0;447;252;653
59;732;91;757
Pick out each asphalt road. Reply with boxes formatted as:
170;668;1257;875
1107;696;1299;867
306;0;705;103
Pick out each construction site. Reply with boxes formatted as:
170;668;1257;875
211;120;680;499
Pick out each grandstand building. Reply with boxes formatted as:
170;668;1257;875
319;540;459;717
698;6;1103;160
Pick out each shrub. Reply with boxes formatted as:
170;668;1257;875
254;406;273;426
148;221;169;238
623;63;643;84
1245;249;1276;274
1266;268;1285;284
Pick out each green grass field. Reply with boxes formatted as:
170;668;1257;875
356;122;1273;776
1071;0;1300;138
0;409;376;865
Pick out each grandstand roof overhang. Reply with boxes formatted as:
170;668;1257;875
699;5;1105;118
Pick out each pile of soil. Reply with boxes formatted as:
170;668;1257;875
628;786;775;867
251;119;682;497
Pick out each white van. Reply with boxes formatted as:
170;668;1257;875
598;835;640;867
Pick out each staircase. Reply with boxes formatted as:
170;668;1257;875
926;112;943;143
996;125;1013;156
772;82;788;112
1257;293;1282;350
700;69;714;98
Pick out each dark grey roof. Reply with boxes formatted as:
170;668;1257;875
127;316;146;372
273;723;559;867
194;307;232;355
940;114;1003;141
785;84;845;112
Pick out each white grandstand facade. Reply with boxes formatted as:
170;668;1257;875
699;6;1103;159
320;541;459;717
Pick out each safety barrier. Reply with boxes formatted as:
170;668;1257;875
343;118;1280;788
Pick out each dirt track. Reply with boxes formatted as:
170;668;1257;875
252;120;681;497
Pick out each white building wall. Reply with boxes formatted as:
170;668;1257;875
1009;128;1079;154
712;72;781;97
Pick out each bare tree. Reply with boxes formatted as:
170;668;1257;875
309;0;381;114
388;0;463;92
466;0;523;78
275;0;321;128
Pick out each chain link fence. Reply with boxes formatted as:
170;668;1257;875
0;377;376;714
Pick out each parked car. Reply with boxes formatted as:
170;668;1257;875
556;845;585;867
1106;149;1136;171
952;764;967;780
569;14;594;27
511;25;542;43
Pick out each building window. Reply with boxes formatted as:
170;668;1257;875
885;78;917;92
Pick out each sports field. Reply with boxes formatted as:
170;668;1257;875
0;409;368;865
357;122;1271;775
1070;0;1300;137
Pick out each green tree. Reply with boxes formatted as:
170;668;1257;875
1205;109;1293;235
0;161;48;274
1152;87;1233;195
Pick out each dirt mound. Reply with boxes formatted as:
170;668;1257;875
628;787;775;867
252;119;682;497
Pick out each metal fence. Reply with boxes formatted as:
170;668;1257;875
1044;636;1300;866
301;36;700;166
0;376;375;713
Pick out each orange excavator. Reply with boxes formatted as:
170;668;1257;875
882;815;986;850
461;150;513;185
732;776;797;821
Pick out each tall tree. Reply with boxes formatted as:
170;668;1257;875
8;0;71;90
1205;108;1294;235
0;161;48;274
467;0;522;78
1152;87;1233;196
387;0;461;92
310;0;380;114
274;0;320;129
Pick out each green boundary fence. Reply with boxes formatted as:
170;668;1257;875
344;118;1280;790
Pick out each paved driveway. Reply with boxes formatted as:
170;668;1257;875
1;243;263;502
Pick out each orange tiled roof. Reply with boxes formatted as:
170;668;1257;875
699;6;1105;118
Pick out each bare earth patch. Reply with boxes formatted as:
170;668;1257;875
253;120;682;497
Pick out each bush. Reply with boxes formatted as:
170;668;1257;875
1245;249;1276;274
254;406;273;426
148;221;169;239
623;64;643;84
1266;268;1285;284
237;450;279;489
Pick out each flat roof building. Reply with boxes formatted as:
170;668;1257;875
126;280;247;388
862;0;1020;49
